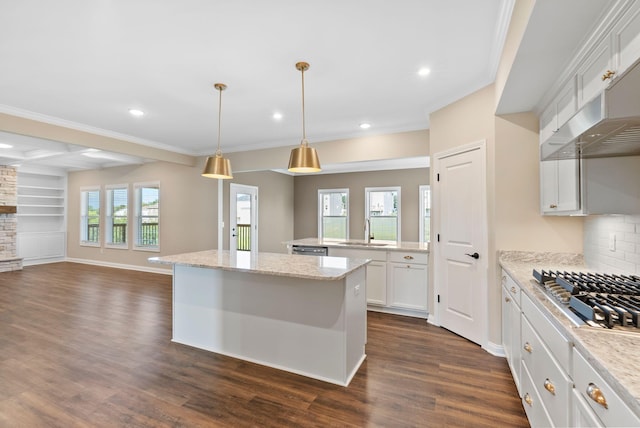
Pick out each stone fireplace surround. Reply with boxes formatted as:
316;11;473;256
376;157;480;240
0;166;23;272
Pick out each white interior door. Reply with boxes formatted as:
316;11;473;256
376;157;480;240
230;183;258;252
433;142;487;346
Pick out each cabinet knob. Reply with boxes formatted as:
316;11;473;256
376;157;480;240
510;286;517;294
505;296;511;303
524;342;533;353
587;383;608;409
549;204;558;209
501;275;506;285
601;69;616;81
524;393;533;406
403;255;414;260
544;379;556;395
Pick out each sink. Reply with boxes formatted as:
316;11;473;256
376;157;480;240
337;241;388;247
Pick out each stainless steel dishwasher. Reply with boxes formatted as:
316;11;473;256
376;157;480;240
291;245;328;256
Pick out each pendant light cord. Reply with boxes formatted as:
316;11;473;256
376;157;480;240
216;85;223;156
300;66;307;146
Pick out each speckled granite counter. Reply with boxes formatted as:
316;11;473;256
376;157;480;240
499;251;640;417
149;249;370;281
286;238;429;253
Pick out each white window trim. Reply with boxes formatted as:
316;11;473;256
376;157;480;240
133;181;160;252
105;184;129;250
365;186;401;243
317;188;349;240
80;185;101;247
419;184;431;244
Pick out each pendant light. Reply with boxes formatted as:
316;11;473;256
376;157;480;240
288;61;321;173
202;83;233;179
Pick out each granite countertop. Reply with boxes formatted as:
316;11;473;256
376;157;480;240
499;251;640;417
149;249;370;281
286;237;429;253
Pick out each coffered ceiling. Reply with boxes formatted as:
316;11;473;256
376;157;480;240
0;0;613;172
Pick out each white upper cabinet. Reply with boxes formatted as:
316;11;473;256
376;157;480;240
614;1;640;74
539;78;577;144
577;36;614;107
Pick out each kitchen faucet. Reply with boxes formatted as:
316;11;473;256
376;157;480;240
364;218;374;243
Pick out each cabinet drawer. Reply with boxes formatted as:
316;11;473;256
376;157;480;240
522;293;571;373
573;349;640;427
501;269;521;308
521;316;572;427
521;363;554;428
387;251;427;264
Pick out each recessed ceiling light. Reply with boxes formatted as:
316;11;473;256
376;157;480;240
0;143;13;149
273;112;283;120
418;67;431;77
128;108;145;117
359;123;371;129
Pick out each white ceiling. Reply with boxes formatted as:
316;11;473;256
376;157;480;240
0;0;612;172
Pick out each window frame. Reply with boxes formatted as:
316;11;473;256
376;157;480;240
105;184;129;249
365;186;401;243
317;188;349;240
80;186;101;247
419;185;431;244
133;181;160;252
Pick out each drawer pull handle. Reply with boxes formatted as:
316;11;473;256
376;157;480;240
524;342;532;353
524;393;533;406
505;296;511;303
510;286;517;294
549;204;558;209
587;383;608;409
544;379;556;395
403;255;414;260
601;69;616;81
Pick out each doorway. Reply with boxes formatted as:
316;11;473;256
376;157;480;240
230;183;258;252
433;140;488;347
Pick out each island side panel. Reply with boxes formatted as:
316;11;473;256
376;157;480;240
172;264;364;385
344;265;367;384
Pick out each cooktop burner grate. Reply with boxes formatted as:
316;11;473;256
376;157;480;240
532;269;640;330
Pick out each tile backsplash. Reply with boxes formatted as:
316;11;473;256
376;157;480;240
584;215;640;275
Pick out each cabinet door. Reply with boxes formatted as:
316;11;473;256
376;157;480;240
573;390;604;428
388;262;427;310
613;1;640;75
540;159;581;214
577;36;613;107
366;261;387;306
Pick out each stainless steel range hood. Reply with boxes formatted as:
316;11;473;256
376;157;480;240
541;58;640;160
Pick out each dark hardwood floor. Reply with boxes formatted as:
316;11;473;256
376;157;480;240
0;262;528;427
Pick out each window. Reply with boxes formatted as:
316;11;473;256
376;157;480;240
419;185;431;243
106;185;128;248
318;189;349;240
365;187;400;242
80;187;101;246
134;182;160;251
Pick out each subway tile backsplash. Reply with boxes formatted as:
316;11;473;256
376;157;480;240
584;215;640;275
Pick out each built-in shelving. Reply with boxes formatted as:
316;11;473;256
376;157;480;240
17;172;67;264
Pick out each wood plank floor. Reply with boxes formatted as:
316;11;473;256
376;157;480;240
0;262;528;427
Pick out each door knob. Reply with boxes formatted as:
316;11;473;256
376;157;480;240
465;252;480;259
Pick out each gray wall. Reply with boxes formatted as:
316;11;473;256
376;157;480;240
293;168;429;241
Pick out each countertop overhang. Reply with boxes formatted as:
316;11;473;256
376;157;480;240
149;249;370;281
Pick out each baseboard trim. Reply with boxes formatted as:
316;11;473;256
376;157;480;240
64;257;172;275
484;340;505;358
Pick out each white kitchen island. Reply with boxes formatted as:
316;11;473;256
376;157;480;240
149;250;369;386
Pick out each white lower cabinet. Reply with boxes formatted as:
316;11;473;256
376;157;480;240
501;270;522;395
572;349;640;428
329;247;427;317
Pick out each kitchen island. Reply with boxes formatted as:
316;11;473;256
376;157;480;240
149;250;369;386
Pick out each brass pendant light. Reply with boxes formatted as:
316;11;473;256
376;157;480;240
288;61;321;173
202;83;233;179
